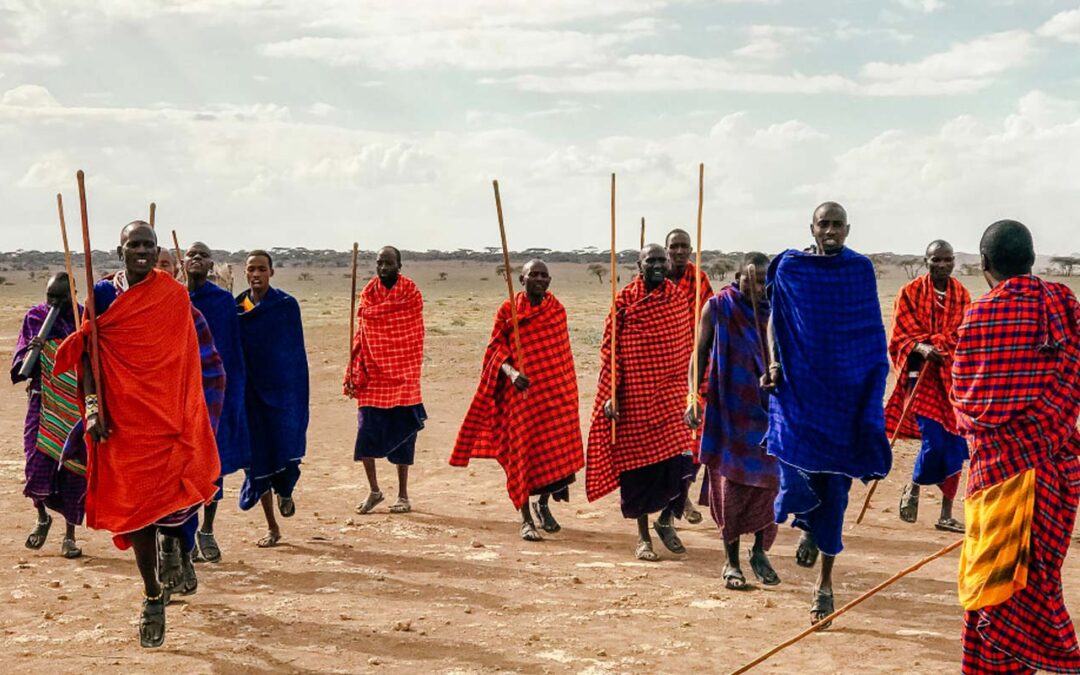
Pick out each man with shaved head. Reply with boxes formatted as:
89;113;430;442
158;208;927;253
953;220;1080;674
586;244;696;561
54;220;220;647
452;259;584;541
157;248;179;279
347;245;426;516
763;202;891;625
184;242;251;562
885;239;970;533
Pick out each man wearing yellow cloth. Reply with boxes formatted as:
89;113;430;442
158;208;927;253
951;220;1080;674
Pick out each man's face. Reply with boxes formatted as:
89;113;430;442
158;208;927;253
157;249;178;278
119;226;159;278
45;277;70;308
737;264;767;303
520;262;551;297
638;245;670;287
811;207;850;254
376;248;401;282
184;243;213;278
926;243;955;283
666;232;692;273
246;255;273;291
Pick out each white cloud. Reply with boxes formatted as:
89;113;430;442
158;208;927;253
1;83;58;107
895;0;946;13
733;25;820;61
1038;7;1080;43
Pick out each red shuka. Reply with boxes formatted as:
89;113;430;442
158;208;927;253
884;274;970;437
585;278;694;502
54;270;219;545
346;275;424;408
450;292;584;508
673;262;713;329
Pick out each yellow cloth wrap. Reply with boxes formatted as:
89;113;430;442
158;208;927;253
958;468;1035;611
241;295;256;312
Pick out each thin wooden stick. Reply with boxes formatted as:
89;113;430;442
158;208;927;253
691;163;704;440
76;170;105;423
610;173;618;444
856;360;932;524
493;180;526;383
729;537;962;674
347;242;359;389
149;202;156;228
57;194;80;324
746;263;768;368
170;229;185;281
639;216;645;250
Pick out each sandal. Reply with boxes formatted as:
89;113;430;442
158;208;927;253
748;548;781;586
635;540;660;562
899;483;919;523
795;533;819;568
811;588;835;629
356;491;384;515
684;497;703;525
723;564;748;590
196;531;222;563
935;517;965;533
532;501;561;533
25;514;52;550
158;536;183;592
256;530;282;548
61;537;82;559
389;497;412;514
177;554;198;596
277;495;296;518
140;594;167;648
520;521;543;542
652;521;686;554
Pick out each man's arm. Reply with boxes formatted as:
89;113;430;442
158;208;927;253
685;300;715;428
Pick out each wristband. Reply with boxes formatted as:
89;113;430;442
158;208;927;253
84;394;99;417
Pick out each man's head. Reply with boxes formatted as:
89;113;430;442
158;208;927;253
639;243;670;291
245;250;274;293
157;247;178;278
520;259;550;300
118;220;159;282
665;229;692;276
376;246;402;286
810;202;850;255
45;272;71;308
925;239;955;284
736;252;770;302
980;220;1034;283
184;241;213;283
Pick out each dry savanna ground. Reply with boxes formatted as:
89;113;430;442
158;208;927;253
0;260;1077;674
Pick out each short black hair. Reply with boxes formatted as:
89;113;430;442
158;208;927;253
379;246;402;265
247;249;274;269
741;251;770;269
980;220;1034;278
665;229;691;246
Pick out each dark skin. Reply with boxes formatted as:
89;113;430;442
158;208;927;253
665;231;692;280
157;249;178;279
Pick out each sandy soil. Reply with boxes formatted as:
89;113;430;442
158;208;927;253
0;261;1076;674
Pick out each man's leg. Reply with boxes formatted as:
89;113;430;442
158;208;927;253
389;464;411;513
26;501;52;549
936;473;964;532
256;492;281;547
813;554;836;626
723;538;745;589
653;506;687;554
900;483;921;523
748;529;781;586
520;502;542;541
635;515;658;561
130;526;166;648
356;458;384;514
61;521;80;558
534;492;561;533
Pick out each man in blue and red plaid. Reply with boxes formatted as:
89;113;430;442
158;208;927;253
951;220;1080;674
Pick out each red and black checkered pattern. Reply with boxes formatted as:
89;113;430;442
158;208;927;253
345;276;424;409
585;277;694;502
450;292;584;509
674;262;713;329
884;274;970;437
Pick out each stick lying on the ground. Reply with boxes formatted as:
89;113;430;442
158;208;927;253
729;538;963;674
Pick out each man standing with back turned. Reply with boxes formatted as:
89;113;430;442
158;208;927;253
953;220;1080;674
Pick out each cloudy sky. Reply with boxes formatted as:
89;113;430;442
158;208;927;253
1;0;1079;255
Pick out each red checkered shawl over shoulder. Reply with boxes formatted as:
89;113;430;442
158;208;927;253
346;276;424;409
585;278;694;502
885;274;970;437
450;292;583;509
674;262;713;331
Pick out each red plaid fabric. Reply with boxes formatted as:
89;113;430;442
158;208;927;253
884;274;970;437
585;278;694;502
450;292;583;508
674;262;714;331
345;276;424;408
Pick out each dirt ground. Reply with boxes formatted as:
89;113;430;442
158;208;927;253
0;260;1077;674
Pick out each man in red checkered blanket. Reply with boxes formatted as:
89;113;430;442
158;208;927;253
451;260;584;542
884;239;971;533
345;246;426;516
586;244;696;562
952;220;1080;674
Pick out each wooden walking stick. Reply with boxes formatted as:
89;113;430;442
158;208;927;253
639;216;645;250
149;202;156;228
729;537;962;674
57;194;80;324
609;173;618;443
76;170;105;423
493;180;526;391
346;242;359;392
170;229;186;281
691;163;704;440
856;360;932;524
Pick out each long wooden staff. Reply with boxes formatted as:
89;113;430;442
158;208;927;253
170;228;186;282
609;173;618;443
57;194;80;323
691;163;704;440
347;242;359;390
729;538;962;674
639;216;645;250
149;202;156;228
493;181;526;387
856;360;932;524
76;170;105;423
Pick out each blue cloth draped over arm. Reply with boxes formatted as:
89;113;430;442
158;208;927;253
765;247;891;480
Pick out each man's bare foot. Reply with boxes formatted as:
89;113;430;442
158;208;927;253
25;514;52;550
635;540;660;561
520;521;543;542
256;529;282;548
795;532;819;568
723;564;748;590
61;537;82;559
356;491;384;515
389;497;411;514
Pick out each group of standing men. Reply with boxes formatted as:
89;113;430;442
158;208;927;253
10;205;1080;673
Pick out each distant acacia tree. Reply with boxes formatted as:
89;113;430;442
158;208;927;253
587;263;607;283
897;256;925;280
1050;256;1080;277
959;263;981;277
437;271;448;281
708;259;736;281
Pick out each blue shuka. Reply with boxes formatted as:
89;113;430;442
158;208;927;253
766;247;891;555
191;281;251;477
235;287;309;510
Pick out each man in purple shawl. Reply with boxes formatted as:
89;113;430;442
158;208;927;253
763;202;891;626
10;272;86;559
686;252;780;591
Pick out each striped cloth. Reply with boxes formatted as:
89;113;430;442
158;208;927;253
585;277;693;502
37;340;85;475
451;292;584;509
346;276;424;408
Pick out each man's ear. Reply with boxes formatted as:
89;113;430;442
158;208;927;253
980;253;990;272
116;245;123;261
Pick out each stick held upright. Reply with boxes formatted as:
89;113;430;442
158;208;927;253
493;181;525;382
76;170;105;424
347;242;359;390
609;173;618;443
57;194;80;324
